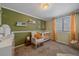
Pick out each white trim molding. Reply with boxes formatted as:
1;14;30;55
15;44;24;48
57;41;69;45
13;30;45;33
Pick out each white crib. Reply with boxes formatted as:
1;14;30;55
0;24;14;56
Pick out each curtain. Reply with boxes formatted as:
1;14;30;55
70;14;77;41
52;17;56;41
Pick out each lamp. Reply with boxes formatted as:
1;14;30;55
41;3;49;10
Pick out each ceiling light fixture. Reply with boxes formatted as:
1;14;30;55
41;3;49;10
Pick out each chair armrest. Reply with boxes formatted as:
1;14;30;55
31;38;37;44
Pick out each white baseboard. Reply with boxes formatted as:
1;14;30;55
57;41;68;45
15;44;24;48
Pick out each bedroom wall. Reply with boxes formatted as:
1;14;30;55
45;20;53;40
2;8;46;31
46;20;53;32
2;8;46;46
0;4;1;26
76;13;79;33
75;13;79;40
56;32;70;44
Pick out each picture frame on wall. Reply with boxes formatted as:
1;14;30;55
16;22;27;26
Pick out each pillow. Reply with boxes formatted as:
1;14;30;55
70;40;78;44
43;33;49;39
34;32;42;39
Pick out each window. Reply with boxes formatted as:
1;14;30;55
56;18;62;32
56;16;70;32
63;16;70;32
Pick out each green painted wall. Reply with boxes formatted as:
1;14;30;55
15;32;31;46
2;8;46;31
0;4;1;26
2;8;46;46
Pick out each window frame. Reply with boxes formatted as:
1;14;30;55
56;16;70;32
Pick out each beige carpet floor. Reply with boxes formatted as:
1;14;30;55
15;40;79;56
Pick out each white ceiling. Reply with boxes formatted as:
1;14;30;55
1;3;79;20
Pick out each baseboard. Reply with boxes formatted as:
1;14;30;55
15;44;24;48
56;41;69;46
